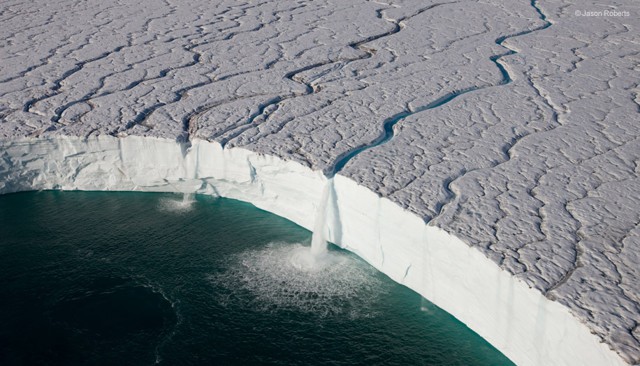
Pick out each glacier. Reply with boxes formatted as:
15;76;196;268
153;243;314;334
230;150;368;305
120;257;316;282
0;135;629;366
1;0;639;364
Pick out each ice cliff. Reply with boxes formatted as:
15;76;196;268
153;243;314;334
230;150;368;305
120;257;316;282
1;0;638;365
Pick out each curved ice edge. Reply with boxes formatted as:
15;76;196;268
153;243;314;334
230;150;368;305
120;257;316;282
0;135;627;366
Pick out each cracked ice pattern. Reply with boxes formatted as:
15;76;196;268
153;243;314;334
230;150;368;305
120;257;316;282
0;0;638;363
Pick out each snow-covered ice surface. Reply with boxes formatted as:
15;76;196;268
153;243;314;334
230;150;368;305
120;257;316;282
1;0;639;364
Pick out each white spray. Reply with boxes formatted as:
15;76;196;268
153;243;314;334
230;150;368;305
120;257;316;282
289;178;336;271
310;178;333;257
182;192;194;205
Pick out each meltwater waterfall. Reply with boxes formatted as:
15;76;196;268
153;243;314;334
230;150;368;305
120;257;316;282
159;192;195;212
289;178;336;271
310;178;333;257
182;192;194;205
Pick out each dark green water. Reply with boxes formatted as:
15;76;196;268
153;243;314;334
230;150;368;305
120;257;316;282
0;191;514;366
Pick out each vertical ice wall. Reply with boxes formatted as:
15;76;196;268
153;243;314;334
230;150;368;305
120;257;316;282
0;135;630;366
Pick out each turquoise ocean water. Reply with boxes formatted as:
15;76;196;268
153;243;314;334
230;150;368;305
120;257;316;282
0;191;513;365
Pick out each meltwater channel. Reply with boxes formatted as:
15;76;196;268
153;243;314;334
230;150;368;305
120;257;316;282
0;191;513;365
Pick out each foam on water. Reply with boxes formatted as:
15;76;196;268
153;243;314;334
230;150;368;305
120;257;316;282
209;242;389;318
158;193;195;213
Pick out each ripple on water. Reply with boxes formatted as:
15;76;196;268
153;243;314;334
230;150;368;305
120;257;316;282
39;277;179;364
51;278;176;337
208;242;390;318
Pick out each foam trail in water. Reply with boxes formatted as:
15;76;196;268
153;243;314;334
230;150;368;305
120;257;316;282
209;242;389;318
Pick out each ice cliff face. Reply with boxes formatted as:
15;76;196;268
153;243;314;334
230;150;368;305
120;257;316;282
1;0;638;365
0;135;630;366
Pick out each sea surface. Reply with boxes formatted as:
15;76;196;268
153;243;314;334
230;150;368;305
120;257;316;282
0;191;514;365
